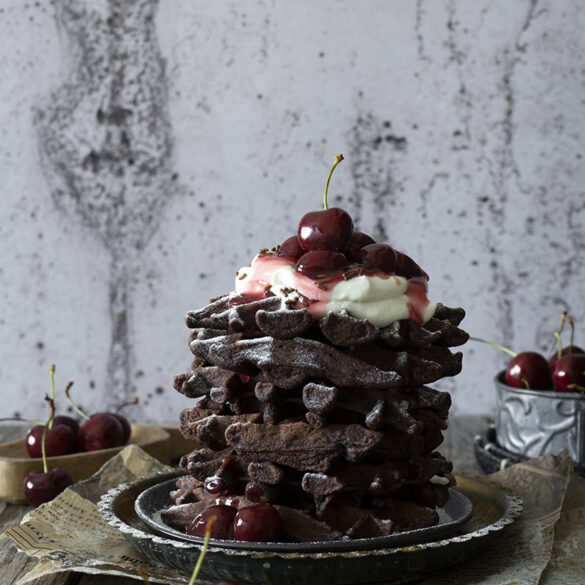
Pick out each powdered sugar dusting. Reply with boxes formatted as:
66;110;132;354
190;335;403;390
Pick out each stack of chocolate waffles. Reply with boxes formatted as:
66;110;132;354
166;294;468;542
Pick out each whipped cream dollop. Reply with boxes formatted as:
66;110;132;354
234;254;436;327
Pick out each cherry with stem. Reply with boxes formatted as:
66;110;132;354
552;353;585;393
22;364;78;458
550;330;585;393
470;336;553;390
23;390;73;507
297;154;354;253
65;384;128;451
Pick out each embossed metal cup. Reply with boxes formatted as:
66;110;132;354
495;371;585;464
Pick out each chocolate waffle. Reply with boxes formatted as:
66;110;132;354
170;295;467;541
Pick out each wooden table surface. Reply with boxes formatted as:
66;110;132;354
0;415;491;585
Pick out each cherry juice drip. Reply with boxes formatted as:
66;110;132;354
405;279;430;324
204;455;242;495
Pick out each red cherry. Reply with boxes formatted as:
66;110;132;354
232;504;282;542
26;423;77;458
186;504;237;539
505;352;553;390
347;231;376;261
296;250;350;277
548;346;585;369
395;251;428;280
277;236;303;259
297;208;354;252
78;412;125;451
53;415;80;434
111;413;131;444
358;244;398;273
24;467;73;507
552;354;585;393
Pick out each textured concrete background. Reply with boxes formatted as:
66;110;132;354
0;0;584;422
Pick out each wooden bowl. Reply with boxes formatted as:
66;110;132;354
0;424;170;503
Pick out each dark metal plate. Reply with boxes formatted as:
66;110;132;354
98;469;523;585
134;476;473;552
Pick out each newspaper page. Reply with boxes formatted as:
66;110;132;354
3;445;189;584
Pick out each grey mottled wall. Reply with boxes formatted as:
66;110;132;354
1;0;584;420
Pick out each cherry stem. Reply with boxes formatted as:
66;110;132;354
49;364;55;400
65;382;90;421
116;396;139;414
48;364;56;430
0;417;45;425
323;153;344;211
136;516;218;585
41;427;48;474
469;336;517;357
567;315;576;352
547;312;567;358
568;383;585;393
41;395;56;473
554;332;563;361
188;516;217;585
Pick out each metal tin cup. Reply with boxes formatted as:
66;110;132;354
495;371;585;464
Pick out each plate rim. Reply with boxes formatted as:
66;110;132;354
98;469;523;560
